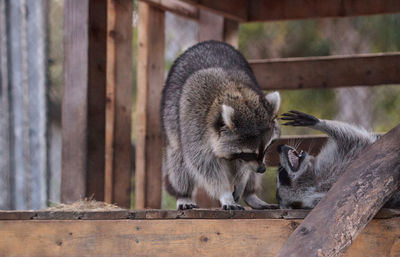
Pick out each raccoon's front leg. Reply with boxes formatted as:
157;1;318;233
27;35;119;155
243;173;278;209
281;110;375;145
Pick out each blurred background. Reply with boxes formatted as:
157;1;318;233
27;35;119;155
1;0;400;210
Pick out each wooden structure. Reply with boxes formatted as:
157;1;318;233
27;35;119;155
2;208;400;256
56;0;400;256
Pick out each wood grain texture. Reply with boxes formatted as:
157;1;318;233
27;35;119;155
136;2;164;209
107;0;133;208
2;217;400;256
250;53;400;90
276;123;400;257
181;0;247;21
61;0;89;203
140;0;198;20
248;0;400;22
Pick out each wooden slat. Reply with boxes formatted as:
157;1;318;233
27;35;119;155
223;19;239;48
250;53;400;90
198;9;224;41
140;0;198;20
136;2;165;209
276;123;400;257
106;0;133;208
266;135;328;167
248;0;400;22
0;0;10;209
62;0;90;203
181;0;247;21
2;217;400;256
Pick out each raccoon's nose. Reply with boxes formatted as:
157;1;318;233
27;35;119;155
256;165;266;174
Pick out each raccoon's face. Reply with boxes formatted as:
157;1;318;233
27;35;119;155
209;91;280;174
276;144;317;209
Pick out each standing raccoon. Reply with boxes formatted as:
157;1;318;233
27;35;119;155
276;110;400;209
161;41;281;210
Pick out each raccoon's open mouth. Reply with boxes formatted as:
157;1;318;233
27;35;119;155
286;149;306;172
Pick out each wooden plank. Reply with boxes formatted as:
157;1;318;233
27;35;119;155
2;218;400;256
61;0;89;203
276;123;400;257
266;135;328;167
2;208;400;220
223;19;239;48
106;0;133;208
86;0;107;204
181;0;247;21
136;2;165;209
0;0;10;210
140;0;198;20
248;0;400;22
198;9;224;41
250;53;400;90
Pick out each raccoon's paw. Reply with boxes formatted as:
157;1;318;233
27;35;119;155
281;110;319;127
178;203;199;210
177;198;199;210
222;204;245;210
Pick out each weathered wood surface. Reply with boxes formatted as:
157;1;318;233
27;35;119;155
105;0;133;208
62;0;90;203
2;216;400;256
136;2;165;209
1;208;400;220
250;53;400;90
276;123;400;257
179;0;400;22
140;0;198;20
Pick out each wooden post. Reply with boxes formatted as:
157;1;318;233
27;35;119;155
135;2;165;209
106;0;133;208
276;123;400;257
63;0;132;207
0;0;10;210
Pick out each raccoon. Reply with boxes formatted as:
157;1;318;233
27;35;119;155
161;41;281;210
276;110;400;209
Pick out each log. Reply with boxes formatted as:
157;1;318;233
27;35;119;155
276;123;400;257
250;53;400;90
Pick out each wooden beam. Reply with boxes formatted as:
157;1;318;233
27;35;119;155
62;0;90;203
181;0;247;21
139;0;198;20
276;123;400;257
136;2;165;209
2;216;400;256
105;0;133;208
198;9;224;41
223;19;239;48
248;0;400;22
250;53;400;90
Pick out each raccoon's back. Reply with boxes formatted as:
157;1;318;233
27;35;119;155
161;41;259;144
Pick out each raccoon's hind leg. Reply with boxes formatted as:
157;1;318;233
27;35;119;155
164;146;198;210
243;173;278;209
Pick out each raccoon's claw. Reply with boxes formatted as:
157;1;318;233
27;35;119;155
222;204;245;210
280;110;319;127
178;204;199;210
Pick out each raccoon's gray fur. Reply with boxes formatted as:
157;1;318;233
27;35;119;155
161;41;281;210
276;110;400;209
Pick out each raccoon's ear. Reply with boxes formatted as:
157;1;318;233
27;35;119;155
222;104;234;129
265;91;280;115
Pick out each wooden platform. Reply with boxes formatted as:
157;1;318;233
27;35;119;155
1;209;400;256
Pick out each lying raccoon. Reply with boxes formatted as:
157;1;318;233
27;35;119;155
276;110;400;209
